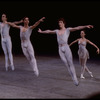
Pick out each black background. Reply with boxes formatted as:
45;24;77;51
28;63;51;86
0;0;100;59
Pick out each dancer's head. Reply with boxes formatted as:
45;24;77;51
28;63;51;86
80;30;86;38
23;17;29;25
1;14;7;22
58;18;66;29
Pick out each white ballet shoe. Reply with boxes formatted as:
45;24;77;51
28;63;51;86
80;74;85;79
89;72;93;77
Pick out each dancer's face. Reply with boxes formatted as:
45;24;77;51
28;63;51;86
24;17;29;25
80;31;86;38
1;14;7;22
58;21;65;29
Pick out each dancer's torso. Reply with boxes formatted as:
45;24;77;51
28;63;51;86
78;40;87;50
55;28;70;46
0;22;10;38
78;40;89;59
20;26;32;47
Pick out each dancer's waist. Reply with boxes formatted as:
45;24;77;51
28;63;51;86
21;39;30;43
1;35;10;38
59;43;68;47
21;38;29;42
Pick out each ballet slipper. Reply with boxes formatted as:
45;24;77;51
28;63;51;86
80;74;85;79
89;72;93;77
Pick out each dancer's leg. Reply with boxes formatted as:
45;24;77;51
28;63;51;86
80;58;85;79
27;44;39;76
84;58;93;77
59;46;79;86
1;41;9;71
6;38;14;70
22;43;39;76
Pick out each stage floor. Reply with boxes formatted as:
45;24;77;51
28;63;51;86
0;55;100;99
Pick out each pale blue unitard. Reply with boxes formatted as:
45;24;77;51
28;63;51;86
19;26;39;76
0;22;14;71
55;28;79;86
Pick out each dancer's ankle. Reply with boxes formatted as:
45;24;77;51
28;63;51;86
80;74;85;79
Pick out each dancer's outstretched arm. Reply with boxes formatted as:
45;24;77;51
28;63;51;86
12;20;23;24
30;17;45;29
38;28;56;34
69;25;93;32
6;19;23;26
69;39;79;46
7;22;20;29
86;39;100;54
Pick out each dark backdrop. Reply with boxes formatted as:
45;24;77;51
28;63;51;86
0;0;100;59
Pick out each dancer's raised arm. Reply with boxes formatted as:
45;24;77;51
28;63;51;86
7;22;20;29
69;39;79;46
30;17;45;29
69;25;93;32
12;20;23;24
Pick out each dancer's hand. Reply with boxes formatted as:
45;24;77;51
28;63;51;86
97;48;100;54
39;17;45;22
20;19;23;23
87;25;94;29
5;21;7;24
38;28;42;33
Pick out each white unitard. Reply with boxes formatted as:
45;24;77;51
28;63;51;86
55;28;79;86
20;26;39;76
0;22;14;71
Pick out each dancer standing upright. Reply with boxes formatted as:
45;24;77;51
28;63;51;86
69;30;99;79
0;14;23;71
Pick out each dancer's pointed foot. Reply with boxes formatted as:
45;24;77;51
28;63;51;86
80;74;85;79
74;80;79;86
34;70;39;77
89;72;93;78
11;65;15;71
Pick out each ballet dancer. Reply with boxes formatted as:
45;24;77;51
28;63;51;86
69;30;99;79
0;14;23;71
8;17;45;76
38;18;93;86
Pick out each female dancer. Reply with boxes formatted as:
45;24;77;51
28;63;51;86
38;18;93;86
0;14;23;71
69;30;99;79
8;17;45;76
